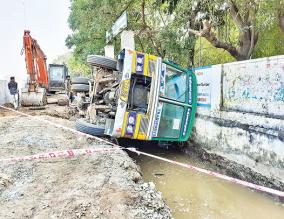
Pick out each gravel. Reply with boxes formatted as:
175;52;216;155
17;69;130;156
0;112;172;219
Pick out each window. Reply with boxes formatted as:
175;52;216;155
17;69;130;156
163;66;187;103
49;67;64;81
127;74;151;114
157;102;184;138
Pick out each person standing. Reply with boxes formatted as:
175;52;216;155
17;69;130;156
8;76;19;109
64;75;73;103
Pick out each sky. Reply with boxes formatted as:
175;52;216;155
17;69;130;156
0;0;71;83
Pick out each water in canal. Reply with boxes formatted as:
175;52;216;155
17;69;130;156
129;145;284;219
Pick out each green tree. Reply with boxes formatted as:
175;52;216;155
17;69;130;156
162;0;263;61
52;52;90;76
67;0;284;69
66;0;196;68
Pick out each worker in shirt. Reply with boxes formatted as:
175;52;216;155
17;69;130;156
65;75;73;103
8;76;19;109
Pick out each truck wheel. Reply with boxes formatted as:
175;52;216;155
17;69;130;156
75;119;105;136
87;55;117;70
71;84;89;92
72;77;89;85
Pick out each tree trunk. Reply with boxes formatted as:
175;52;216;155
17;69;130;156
279;11;284;35
187;46;195;68
236;28;258;60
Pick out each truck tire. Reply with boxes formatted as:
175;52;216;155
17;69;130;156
75;119;105;136
72;77;89;85
87;55;117;70
71;84;89;92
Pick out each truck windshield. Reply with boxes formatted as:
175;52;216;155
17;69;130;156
164;67;187;103
49;67;64;81
157;102;184;138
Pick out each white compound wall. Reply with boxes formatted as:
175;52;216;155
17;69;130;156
192;55;284;183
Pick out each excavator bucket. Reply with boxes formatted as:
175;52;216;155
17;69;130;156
21;87;47;106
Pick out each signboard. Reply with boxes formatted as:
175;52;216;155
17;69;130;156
106;11;128;43
195;66;212;108
194;65;222;110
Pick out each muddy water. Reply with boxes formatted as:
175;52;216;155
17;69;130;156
130;146;284;219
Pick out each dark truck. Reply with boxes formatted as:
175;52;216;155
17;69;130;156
48;64;68;93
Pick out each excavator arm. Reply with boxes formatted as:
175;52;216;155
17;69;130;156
21;30;48;106
23;30;48;90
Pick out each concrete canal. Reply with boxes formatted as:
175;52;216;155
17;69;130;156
129;145;284;219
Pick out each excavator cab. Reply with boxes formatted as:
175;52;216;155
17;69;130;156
76;49;197;142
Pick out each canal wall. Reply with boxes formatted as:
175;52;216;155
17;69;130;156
0;80;11;105
191;55;284;184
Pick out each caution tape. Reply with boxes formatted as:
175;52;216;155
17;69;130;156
1;105;284;198
0;105;119;148
0;147;122;163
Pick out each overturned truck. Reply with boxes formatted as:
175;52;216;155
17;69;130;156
76;49;197;142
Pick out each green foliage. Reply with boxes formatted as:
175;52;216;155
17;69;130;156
52;53;71;65
66;0;196;69
52;52;90;76
253;0;284;58
67;55;90;76
66;0;284;70
254;22;284;58
66;0;125;63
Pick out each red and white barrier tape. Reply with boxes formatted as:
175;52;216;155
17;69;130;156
1;105;284;198
0;147;122;163
0;105;119;148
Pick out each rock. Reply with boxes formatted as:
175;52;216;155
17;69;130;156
58;99;69;106
149;182;155;189
132;172;142;183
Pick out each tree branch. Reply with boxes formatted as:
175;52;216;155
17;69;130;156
187;28;202;37
203;31;239;58
246;4;258;59
138;0;164;57
187;20;239;59
229;0;246;29
136;35;145;52
279;9;284;35
141;0;146;29
120;0;135;17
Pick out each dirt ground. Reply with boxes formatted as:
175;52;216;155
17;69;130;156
0;107;172;219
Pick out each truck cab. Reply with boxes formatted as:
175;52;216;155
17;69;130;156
77;49;197;142
48;64;68;93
